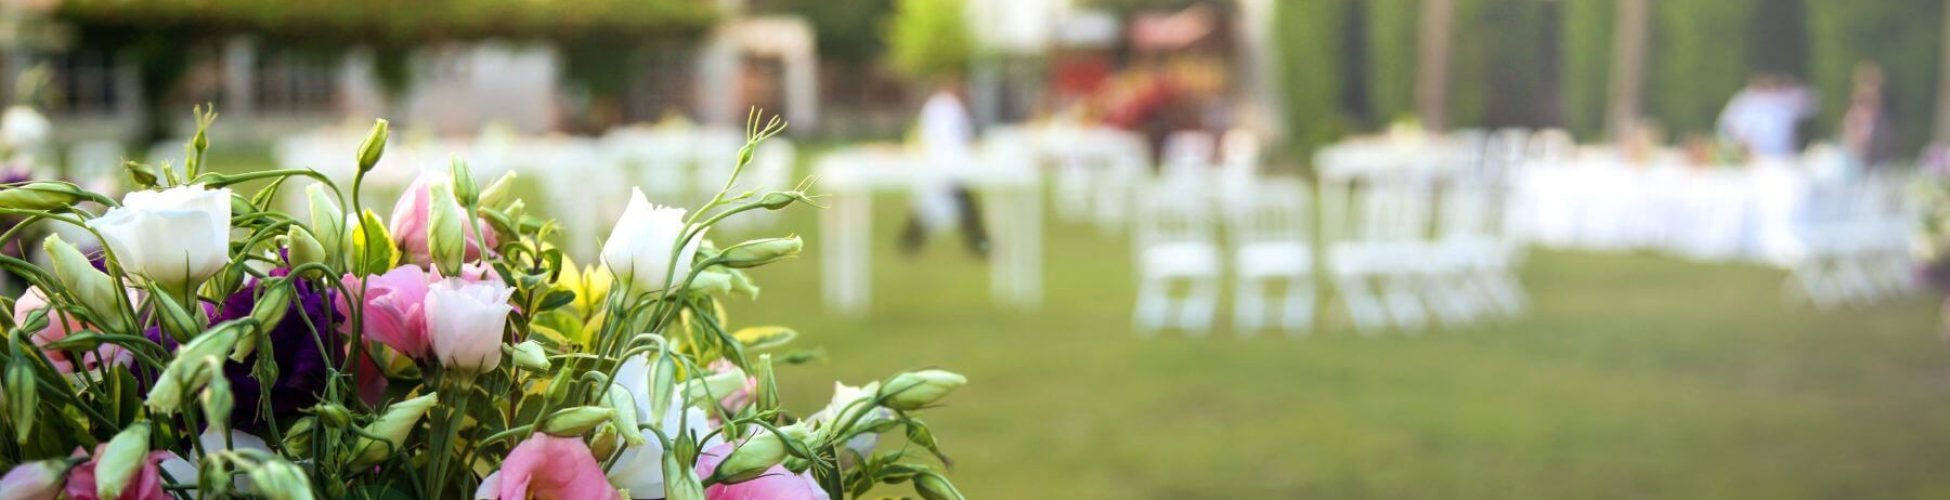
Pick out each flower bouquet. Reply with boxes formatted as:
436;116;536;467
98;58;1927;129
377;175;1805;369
0;109;968;500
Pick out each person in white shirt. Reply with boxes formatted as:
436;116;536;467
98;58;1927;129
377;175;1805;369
1717;74;1818;159
900;80;990;256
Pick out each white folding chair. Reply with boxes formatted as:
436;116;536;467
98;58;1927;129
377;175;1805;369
1226;178;1314;335
1161;130;1217;180
1133;182;1222;335
1431;139;1527;321
1089;128;1150;235
1319;145;1436;333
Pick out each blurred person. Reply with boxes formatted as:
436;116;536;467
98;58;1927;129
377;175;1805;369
1716;73;1817;159
899;77;990;257
1841;61;1900;170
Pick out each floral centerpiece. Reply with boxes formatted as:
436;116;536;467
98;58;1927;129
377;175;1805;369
0;109;968;500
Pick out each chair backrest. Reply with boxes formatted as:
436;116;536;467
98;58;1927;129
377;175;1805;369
1431;139;1516;240
1134;182;1218;249
1161;130;1216;178
1318;145;1435;248
1227;178;1311;247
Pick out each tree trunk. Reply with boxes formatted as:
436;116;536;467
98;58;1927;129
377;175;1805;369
1416;0;1455;131
1607;0;1650;141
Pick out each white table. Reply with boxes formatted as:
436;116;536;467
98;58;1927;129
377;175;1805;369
814;146;1042;316
1513;157;1811;265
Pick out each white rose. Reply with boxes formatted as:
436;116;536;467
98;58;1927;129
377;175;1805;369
601;188;704;295
425;277;515;374
89;185;232;292
605;353;722;495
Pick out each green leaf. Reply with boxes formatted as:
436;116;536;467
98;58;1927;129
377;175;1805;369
731;326;798;350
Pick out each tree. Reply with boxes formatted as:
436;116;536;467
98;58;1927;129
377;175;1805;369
885;0;972;81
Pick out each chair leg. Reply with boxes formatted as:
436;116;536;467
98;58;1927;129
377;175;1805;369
1185;277;1220;336
1334;275;1388;334
1281;275;1316;336
1423;271;1478;326
1382;274;1428;332
1135;278;1169;336
1235;276;1265;336
1470;267;1524;317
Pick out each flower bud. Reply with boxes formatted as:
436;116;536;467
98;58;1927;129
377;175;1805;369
710;425;805;484
477;171;518;209
351;392;438;468
448;155;479;207
0;182;86;211
245;457;315;500
146;321;248;414
507;340;549;373
201;361;234;431
355;119;388;173
238;283;294;360
914;472;965;500
281;418;316;451
0;458;70;499
349;209;398;276
285;226;327;270
426;180;468;277
305;184;344;258
541;406;616;437
663;441;707;500
44;234;127;333
717;236;802;269
95;421;151;500
877;369;966;411
124;161;160;188
544;367;574;404
648;349;678;423
752;354;779;414
683;367;748;408
604;384;647;447
755;191;814;211
309;403;354;428
6;361;37;444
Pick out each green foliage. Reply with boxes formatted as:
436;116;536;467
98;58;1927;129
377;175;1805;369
1649;0;1756;138
761;0;899;64
1561;0;1616;140
1365;0;1420;125
1274;0;1352;153
1448;0;1559;129
54;0;716;46
1805;0;1943;152
885;0;972;81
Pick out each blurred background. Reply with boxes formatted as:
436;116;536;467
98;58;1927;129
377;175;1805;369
7;0;1950;497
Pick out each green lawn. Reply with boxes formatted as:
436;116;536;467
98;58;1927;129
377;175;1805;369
726;195;1950;499
201;147;1950;498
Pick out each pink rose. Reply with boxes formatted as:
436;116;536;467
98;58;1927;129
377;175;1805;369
62;445;173;500
14;286;131;373
390;172;495;267
475;435;620;500
693;443;830;500
339;263;503;362
339;265;435;358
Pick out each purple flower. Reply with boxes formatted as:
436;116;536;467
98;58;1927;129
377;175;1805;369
145;268;344;430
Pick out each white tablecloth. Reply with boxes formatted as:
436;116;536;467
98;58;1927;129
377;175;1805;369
1513;159;1810;265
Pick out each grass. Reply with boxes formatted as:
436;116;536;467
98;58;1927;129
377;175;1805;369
200;147;1950;498
724;194;1950;499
